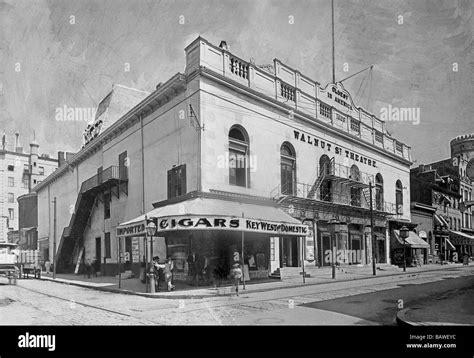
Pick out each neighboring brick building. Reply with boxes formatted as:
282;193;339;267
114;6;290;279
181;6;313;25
0;133;58;242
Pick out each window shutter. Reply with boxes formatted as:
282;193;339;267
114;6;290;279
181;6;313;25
167;169;173;199
181;165;186;194
119;151;128;180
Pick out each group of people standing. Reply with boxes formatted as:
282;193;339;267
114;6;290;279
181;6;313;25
152;256;175;291
187;251;243;296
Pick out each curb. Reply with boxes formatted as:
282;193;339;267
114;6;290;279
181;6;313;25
38;265;472;300
396;308;473;326
396;308;418;326
38;276;213;299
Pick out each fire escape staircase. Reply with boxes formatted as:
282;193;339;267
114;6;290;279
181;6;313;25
55;165;128;273
307;165;328;200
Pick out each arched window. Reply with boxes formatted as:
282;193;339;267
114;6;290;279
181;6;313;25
395;180;403;214
280;143;296;195
350;164;361;182
228;125;249;187
375;173;384;211
319;155;332;201
350;165;362;207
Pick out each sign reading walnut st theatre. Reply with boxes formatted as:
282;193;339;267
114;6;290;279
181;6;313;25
116;216;308;237
294;130;378;168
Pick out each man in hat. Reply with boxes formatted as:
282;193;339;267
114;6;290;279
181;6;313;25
231;263;242;296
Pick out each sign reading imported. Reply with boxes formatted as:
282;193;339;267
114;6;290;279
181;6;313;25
117;216;309;237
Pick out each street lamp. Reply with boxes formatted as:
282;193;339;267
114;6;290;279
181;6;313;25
146;218;157;293
399;226;409;272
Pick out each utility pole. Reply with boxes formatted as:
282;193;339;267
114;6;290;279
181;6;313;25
53;197;57;280
331;0;336;84
369;182;376;276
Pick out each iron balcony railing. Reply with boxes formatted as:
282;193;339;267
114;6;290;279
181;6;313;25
274;181;398;214
80;165;124;193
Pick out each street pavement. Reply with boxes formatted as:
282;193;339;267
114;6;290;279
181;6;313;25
0;264;472;325
303;273;474;325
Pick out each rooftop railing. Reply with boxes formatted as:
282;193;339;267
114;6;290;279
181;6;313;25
188;39;412;162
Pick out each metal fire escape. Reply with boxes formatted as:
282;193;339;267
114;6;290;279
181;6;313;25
56;166;128;273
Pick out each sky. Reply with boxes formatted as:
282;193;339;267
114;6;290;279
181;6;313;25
1;0;473;164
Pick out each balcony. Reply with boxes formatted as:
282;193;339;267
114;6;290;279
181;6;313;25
80;165;126;193
320;162;374;188
272;181;397;215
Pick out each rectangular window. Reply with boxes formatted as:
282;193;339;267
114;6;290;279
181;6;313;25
39;166;44;175
7;165;14;171
104;232;111;258
8;177;14;187
8;208;14;221
350;187;362;207
104;192;111;219
118;151;128;180
167;164;187;199
8;193;14;203
350;118;360;133
22;178;29;189
229;149;247;187
319;102;331;119
23;164;29;172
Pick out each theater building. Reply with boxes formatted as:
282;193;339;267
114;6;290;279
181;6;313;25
36;37;412;281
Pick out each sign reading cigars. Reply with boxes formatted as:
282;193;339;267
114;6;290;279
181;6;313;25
117;216;309;237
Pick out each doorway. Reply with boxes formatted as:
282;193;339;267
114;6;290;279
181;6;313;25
95;237;101;271
280;237;299;267
321;234;331;266
350;235;362;264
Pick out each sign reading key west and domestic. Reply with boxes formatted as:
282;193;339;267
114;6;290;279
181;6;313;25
117;216;308;237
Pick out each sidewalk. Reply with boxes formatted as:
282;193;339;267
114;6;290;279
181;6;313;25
37;262;473;299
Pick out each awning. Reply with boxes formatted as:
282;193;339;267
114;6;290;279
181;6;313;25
434;214;449;228
393;230;430;249
116;197;309;237
448;230;474;246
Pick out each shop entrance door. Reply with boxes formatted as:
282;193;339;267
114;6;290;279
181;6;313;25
280;237;299;267
377;240;386;263
351;237;361;264
322;235;331;266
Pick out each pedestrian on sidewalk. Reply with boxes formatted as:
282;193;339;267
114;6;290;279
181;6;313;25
164;257;175;291
231;263;242;297
45;260;51;275
85;259;91;279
